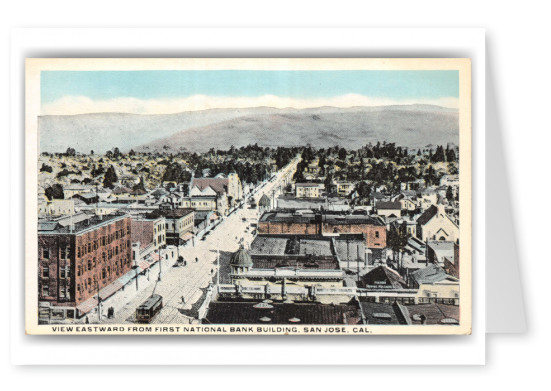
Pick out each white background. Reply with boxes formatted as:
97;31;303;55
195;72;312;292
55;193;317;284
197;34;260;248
1;0;547;388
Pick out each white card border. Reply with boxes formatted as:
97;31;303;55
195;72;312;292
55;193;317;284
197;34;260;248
9;27;485;365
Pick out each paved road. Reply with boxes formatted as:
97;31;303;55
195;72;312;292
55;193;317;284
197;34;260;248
97;159;298;324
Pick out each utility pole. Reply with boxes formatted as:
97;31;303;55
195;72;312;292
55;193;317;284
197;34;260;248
158;247;162;280
357;244;360;282
347;238;350;271
217;245;220;287
135;255;139;291
96;280;101;323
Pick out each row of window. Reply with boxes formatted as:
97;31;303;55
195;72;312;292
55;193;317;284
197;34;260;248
76;227;130;258
76;244;129;276
40;283;70;299
41;265;70;279
41;247;71;260
153;234;165;247
76;258;131;295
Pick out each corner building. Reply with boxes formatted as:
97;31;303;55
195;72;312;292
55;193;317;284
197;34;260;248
38;213;133;321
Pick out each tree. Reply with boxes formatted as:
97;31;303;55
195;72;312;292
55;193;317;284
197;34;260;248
338;147;347;160
65;147;76;157
446;148;457;162
45;184;64;200
324;173;334;192
356;181;371;200
448;162;459;175
103;165;118;189
446;186;454;202
40;163;52;173
388;224;409;270
431;145;446;163
424;165;438;186
133;176;146;191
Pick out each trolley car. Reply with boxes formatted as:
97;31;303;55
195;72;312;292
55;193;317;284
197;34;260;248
135;294;163;323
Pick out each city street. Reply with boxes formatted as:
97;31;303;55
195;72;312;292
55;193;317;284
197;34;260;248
94;159;297;324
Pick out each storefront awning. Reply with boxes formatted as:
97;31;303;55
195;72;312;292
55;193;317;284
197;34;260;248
117;270;135;286
182;232;193;241
76;296;98;316
149;252;161;263
138;260;151;272
99;280;124;301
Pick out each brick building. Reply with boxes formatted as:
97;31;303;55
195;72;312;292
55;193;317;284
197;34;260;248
258;211;386;250
38;213;133;321
131;214;166;256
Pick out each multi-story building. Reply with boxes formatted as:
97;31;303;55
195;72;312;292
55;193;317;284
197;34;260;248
37;213;133;321
295;183;324;198
131;214;166;258
157;207;195;245
258;211;387;263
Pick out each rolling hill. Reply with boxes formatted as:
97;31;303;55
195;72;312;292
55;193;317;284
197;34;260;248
38;105;459;153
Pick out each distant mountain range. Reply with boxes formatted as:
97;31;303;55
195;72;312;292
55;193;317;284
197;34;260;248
38;105;459;153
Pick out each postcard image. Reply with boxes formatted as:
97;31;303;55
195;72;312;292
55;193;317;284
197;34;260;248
25;58;471;335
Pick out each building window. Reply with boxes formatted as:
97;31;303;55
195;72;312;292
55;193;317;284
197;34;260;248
102;268;106;279
88;260;92;271
375;231;380;238
60;248;66;259
42;285;49;296
43;248;50;259
42;265;49;278
59;286;68;299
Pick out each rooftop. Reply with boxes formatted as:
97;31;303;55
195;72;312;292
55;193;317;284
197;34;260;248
376;201;402;210
410;264;459;285
205;300;361;325
38;213;128;235
259;212;384;226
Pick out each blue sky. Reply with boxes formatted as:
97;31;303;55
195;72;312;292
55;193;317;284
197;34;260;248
40;70;459;115
41;70;459;102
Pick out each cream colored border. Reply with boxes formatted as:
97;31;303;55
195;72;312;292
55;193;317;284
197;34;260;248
25;58;471;336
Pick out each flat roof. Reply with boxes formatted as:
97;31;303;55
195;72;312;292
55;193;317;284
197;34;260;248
38;213;128;235
206;300;361;325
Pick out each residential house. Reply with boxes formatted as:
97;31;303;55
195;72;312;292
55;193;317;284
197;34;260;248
336;181;354;197
375;201;402;218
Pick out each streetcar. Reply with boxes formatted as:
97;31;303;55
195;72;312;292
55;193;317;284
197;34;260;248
135;294;163;323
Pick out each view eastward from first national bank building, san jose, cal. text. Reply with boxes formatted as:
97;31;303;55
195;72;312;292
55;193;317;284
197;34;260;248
25;58;472;335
